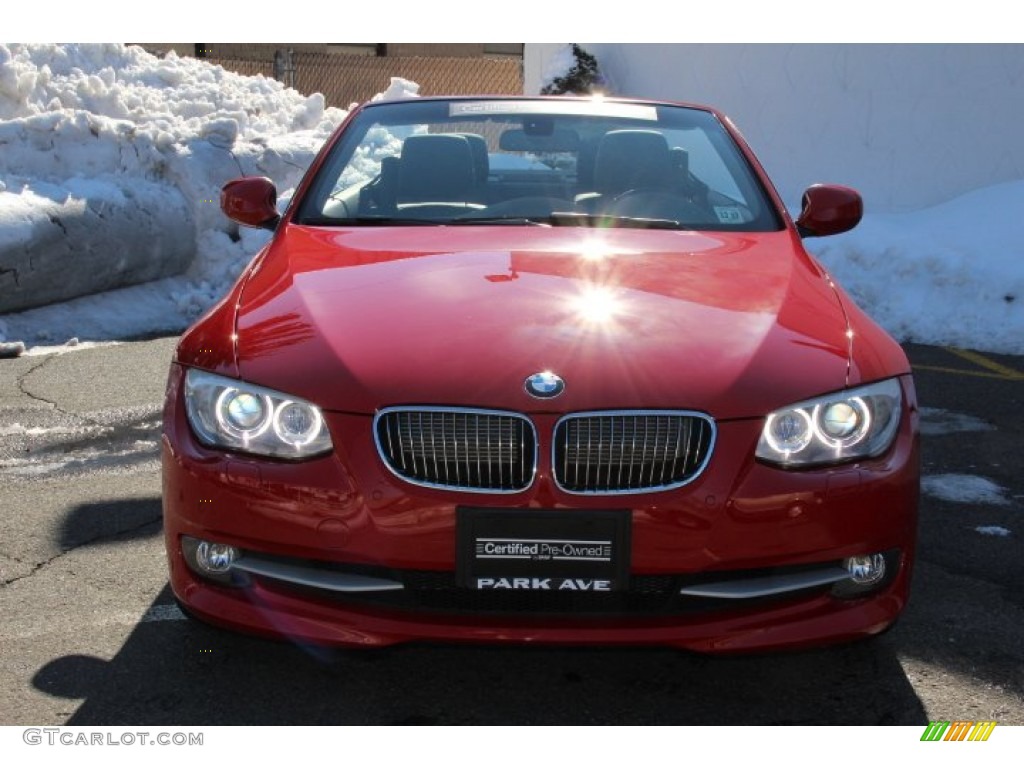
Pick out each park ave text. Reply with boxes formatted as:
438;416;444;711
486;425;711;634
477;577;612;591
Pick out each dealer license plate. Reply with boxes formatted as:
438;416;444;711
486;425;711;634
456;508;631;592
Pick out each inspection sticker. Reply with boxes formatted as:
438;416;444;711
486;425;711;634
714;206;745;224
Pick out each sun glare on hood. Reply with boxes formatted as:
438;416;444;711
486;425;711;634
571;285;623;325
579;237;613;263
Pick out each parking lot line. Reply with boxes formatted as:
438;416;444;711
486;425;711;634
912;347;1024;381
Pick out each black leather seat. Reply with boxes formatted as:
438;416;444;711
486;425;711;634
593;129;672;196
396;134;481;210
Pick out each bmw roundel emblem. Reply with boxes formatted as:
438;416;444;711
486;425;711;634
524;371;565;399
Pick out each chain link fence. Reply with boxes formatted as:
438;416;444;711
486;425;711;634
207;51;523;109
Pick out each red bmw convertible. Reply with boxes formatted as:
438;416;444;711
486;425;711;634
162;95;919;652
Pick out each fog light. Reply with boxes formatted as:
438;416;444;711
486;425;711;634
195;540;239;574
843;553;886;585
832;549;899;599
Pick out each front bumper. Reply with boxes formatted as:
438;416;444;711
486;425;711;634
162;365;919;652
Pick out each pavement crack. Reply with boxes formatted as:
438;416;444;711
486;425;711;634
14;355;102;426
16;355;64;411
0;514;162;588
2;550;67;588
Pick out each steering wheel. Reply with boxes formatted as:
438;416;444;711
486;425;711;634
478;196;577;218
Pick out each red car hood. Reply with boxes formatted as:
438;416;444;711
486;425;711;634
234;225;850;419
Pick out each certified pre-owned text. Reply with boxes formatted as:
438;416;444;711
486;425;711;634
478;540;611;561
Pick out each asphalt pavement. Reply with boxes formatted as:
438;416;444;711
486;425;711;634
0;338;1021;725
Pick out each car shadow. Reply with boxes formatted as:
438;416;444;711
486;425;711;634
57;496;163;551
32;585;927;725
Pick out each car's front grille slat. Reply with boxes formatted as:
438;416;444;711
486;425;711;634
606;416;615;488
497;415;504;488
394;415;406;472
642;416;653;486
375;407;536;493
520;425;526;486
553;411;715;495
662;416;675;486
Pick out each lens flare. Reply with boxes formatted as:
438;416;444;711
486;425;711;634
580;237;614;262
571;285;622;324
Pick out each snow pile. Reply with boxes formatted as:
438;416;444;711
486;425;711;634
0;43;347;339
921;474;1011;506
807;181;1024;355
918;407;995;436
371;77;420;102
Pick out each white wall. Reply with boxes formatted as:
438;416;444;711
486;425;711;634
525;44;1024;213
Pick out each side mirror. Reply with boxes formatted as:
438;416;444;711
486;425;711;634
795;184;862;237
221;176;280;230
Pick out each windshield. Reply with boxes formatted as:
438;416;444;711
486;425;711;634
295;98;783;231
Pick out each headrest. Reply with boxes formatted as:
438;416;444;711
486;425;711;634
593;130;672;195
397;134;478;203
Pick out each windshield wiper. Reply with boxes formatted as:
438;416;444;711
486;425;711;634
446;216;551;227
297;215;439;226
448;213;682;229
297;213;683;229
547;212;683;230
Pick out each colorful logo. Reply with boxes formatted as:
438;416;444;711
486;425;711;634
921;721;996;741
524;371;565;399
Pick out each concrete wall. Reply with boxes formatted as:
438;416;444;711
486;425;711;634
525;44;1024;212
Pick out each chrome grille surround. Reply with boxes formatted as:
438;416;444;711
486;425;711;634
374;406;537;493
552;410;716;495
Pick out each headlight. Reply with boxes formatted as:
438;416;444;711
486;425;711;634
755;378;902;467
183;369;332;459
